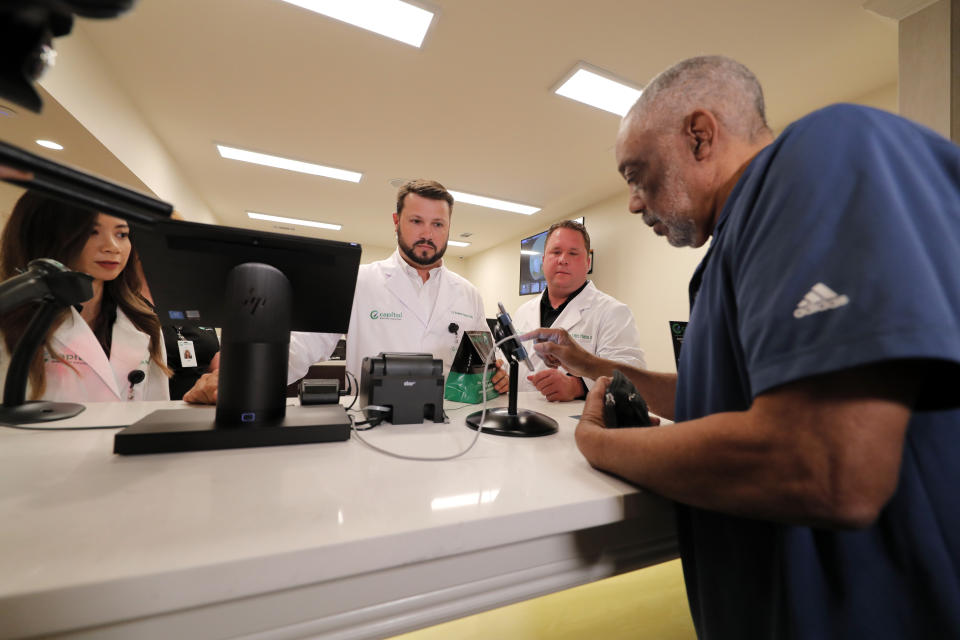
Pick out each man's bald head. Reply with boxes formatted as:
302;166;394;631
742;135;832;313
625;55;771;143
615;56;774;248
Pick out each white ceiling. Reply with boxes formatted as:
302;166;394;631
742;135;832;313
1;0;897;256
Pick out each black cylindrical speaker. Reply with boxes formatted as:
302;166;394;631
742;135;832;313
216;263;292;426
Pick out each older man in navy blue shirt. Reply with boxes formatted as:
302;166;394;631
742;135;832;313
529;55;960;639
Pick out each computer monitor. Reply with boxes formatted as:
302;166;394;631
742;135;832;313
114;218;362;455
136;219;359;333
519;229;549;296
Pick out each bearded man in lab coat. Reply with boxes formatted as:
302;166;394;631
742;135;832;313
512;220;645;402
183;179;506;404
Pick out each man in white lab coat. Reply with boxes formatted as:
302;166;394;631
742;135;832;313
184;179;506;403
512;220;645;401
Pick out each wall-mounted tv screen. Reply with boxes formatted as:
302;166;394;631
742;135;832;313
519;217;589;296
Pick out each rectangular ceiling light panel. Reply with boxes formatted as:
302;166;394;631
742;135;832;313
448;190;540;215
447;240;470;247
555;65;643;117
278;0;434;48
217;145;362;183
248;211;342;230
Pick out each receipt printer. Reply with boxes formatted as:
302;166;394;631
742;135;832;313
359;352;445;424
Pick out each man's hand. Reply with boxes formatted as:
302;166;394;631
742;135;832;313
490;358;509;394
573;363;911;529
574;375;610;461
182;369;219;404
527;368;585;402
521;327;600;379
208;351;220;372
575;376;661;464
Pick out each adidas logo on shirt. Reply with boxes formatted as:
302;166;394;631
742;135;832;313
793;283;849;318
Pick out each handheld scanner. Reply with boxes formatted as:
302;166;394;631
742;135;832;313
496;302;534;371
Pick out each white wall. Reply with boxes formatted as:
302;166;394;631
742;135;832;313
39;28;216;224
360;244;396;265
464;192;707;373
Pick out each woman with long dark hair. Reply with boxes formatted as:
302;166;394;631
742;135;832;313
0;191;170;401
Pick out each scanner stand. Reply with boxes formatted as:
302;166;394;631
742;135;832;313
0;300;85;424
465;345;557;438
0;262;92;425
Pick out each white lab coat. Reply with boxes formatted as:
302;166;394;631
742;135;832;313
289;250;489;384
0;307;169;402
512;281;646;392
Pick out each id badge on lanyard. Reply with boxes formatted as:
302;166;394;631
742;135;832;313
176;327;197;368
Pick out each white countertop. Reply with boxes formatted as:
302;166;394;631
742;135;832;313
0;394;677;639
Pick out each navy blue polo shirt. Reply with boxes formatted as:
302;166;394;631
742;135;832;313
674;104;960;639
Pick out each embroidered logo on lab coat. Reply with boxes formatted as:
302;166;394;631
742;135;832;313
369;310;403;320
43;352;86;364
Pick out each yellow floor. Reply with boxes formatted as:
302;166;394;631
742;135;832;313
390;558;696;640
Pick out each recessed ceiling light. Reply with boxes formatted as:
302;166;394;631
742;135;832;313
248;211;342;230
36;139;63;150
554;63;642;117
449;190;540;215
218;144;362;183
447;240;470;247
277;0;435;48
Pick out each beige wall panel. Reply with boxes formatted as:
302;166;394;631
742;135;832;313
899;0;953;137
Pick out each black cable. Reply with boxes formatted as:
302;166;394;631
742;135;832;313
345;370;359;411
349;413;383;431
347;333;516;462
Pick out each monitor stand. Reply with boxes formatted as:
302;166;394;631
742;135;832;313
114;263;351;455
113;405;351;454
